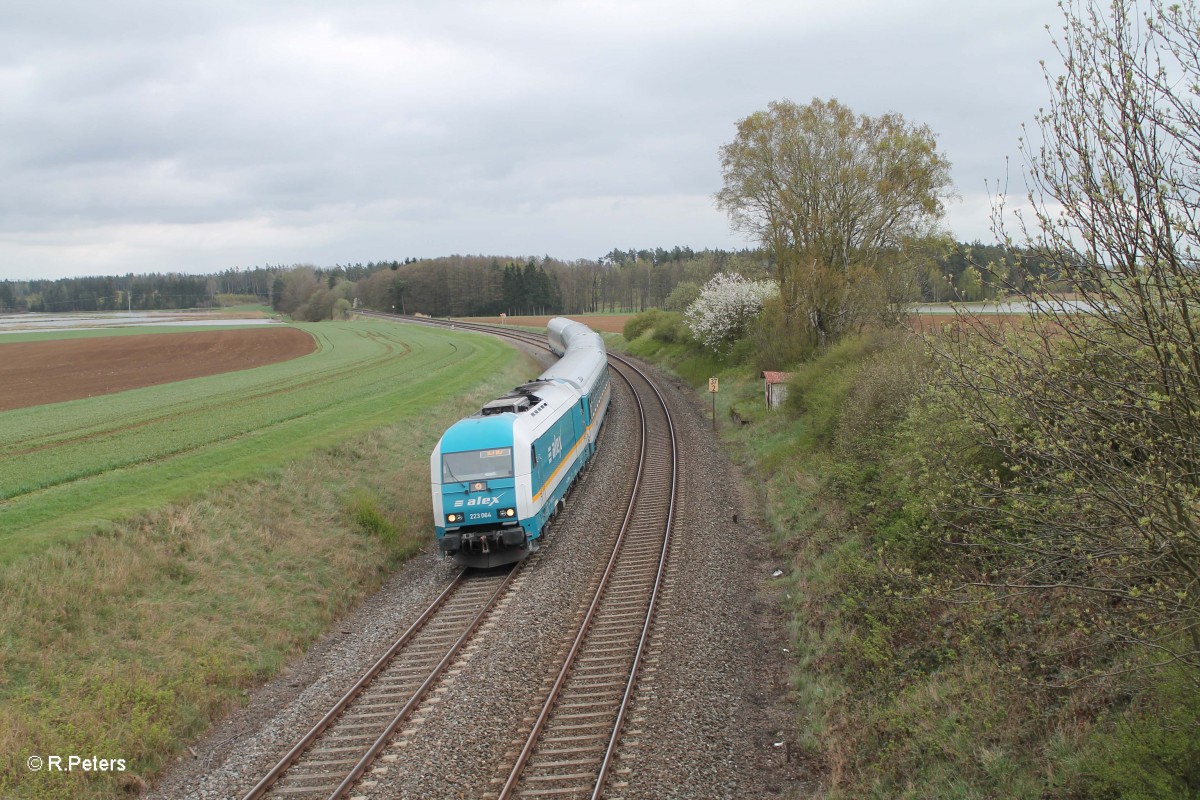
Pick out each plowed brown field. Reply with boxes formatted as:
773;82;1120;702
907;312;1035;333
0;327;316;411
460;315;633;333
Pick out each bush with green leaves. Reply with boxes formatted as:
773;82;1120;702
622;308;662;341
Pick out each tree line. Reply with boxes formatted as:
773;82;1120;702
0;245;1046;317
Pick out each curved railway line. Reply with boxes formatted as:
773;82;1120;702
496;359;676;800
242;312;679;799
243;568;520;799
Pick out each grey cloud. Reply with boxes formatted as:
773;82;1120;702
1;0;1059;279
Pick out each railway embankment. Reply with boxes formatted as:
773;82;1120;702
617;312;1200;799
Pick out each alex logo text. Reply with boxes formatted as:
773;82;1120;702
452;495;502;508
546;434;563;463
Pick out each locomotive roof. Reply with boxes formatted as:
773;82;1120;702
440;378;578;452
438;414;518;454
479;380;551;416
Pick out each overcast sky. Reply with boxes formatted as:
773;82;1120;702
0;0;1057;281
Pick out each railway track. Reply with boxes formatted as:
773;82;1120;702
377;313;679;799
250;311;677;799
242;567;520;799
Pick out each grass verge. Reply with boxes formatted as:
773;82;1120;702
619;312;1200;799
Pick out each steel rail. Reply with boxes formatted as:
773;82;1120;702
327;564;522;799
244;566;519;799
590;356;678;800
241;570;468;800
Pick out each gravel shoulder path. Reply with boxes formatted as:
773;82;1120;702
609;362;813;799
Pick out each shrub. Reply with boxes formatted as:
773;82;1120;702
622;309;662;341
750;295;815;370
784;332;891;430
1078;666;1200;799
684;273;778;352
651;311;690;344
347;491;397;546
664;280;701;311
833;332;929;466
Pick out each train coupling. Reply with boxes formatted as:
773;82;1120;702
439;528;525;555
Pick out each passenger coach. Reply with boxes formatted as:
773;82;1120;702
431;318;611;567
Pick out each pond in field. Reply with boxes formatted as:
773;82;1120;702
0;311;280;334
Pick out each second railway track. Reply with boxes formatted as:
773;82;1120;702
243;567;522;799
496;357;677;800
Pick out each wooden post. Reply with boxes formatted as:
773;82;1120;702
708;377;718;431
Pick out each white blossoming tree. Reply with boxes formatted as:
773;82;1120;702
684;273;778;352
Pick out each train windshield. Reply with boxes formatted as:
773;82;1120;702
442;448;514;482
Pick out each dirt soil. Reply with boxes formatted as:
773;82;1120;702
0;327;316;411
458;314;634;333
907;311;1036;334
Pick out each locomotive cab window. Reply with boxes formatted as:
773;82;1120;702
442;448;513;482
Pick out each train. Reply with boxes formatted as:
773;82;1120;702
430;318;612;568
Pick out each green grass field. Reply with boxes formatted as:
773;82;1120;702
0;319;518;562
0;318;535;798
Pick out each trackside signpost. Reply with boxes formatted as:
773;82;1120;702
708;377;718;430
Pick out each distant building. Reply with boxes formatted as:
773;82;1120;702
760;371;793;410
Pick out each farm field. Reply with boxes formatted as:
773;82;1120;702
0;309;276;334
0;326;315;411
0;319;519;563
458;313;635;333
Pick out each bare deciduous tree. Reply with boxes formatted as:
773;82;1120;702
931;0;1200;672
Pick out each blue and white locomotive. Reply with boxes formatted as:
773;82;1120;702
430;318;612;567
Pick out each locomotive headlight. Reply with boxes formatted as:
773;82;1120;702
498;507;516;519
446;513;464;524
